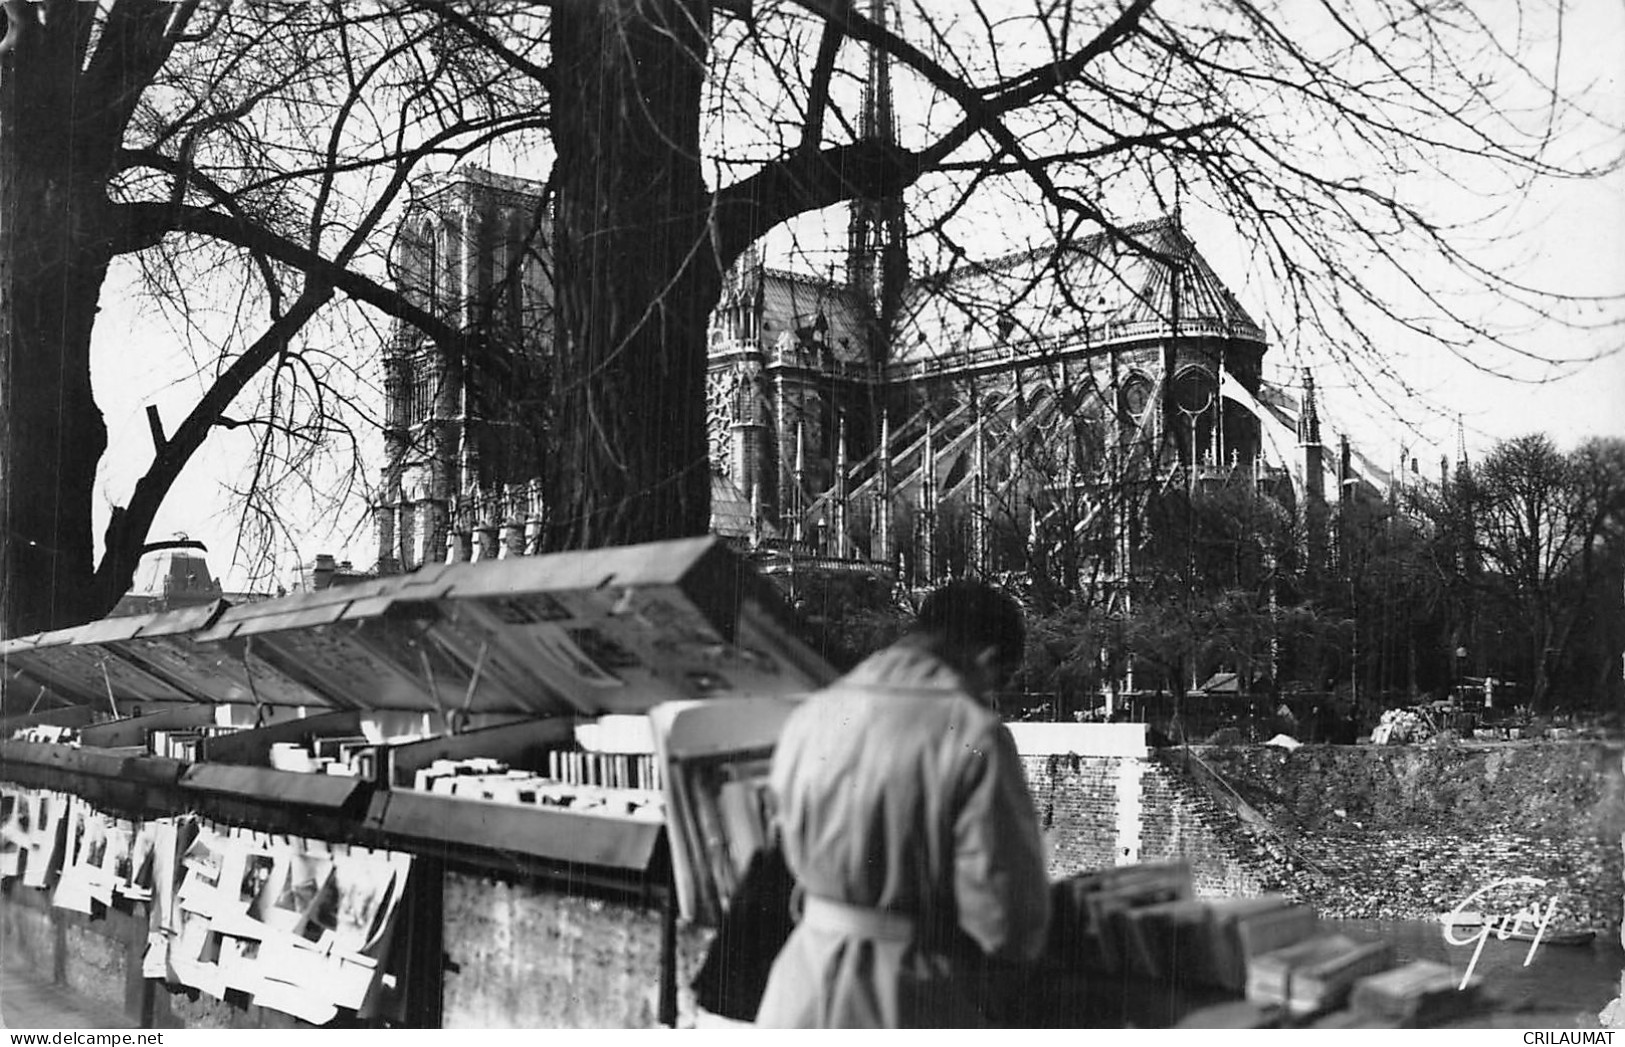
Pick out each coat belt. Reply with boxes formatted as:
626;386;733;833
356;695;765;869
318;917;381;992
800;895;917;943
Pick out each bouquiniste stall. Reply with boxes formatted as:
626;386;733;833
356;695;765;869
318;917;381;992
0;537;832;1028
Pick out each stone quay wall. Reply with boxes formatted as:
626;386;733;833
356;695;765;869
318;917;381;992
438;871;710;1029
1185;740;1625;931
1016;726;1624;935
4;729;1618;1029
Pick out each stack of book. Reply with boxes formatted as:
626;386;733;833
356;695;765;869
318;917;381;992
1229;902;1319;987
1198;895;1307;991
546;749;661;791
1047;862;1194;973
266;736;385;779
1347;960;1479;1026
151;725;244;762
412;756;665;821
1119;897;1213;980
1039;863;1494;1027
1246;932;1394;1017
1115;893;1320;990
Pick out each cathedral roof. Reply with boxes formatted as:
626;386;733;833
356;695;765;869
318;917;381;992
717;216;1262;373
406;165;551;218
893;216;1264;364
709;473;776;540
754;269;871;366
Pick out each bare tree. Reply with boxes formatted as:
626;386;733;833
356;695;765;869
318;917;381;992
2;0;1618;640
522;0;1620;552
0;0;540;637
1458;434;1625;709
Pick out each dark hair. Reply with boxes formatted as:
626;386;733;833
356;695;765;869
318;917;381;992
913;580;1025;671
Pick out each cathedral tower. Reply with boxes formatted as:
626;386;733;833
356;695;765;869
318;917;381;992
375;168;551;573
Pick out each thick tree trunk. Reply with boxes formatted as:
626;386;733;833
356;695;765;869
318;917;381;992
1;45;114;639
545;0;720;551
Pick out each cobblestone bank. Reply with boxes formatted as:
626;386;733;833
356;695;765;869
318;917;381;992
1170;741;1625;932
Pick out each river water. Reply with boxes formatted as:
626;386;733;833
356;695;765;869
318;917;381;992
1327;919;1623;1026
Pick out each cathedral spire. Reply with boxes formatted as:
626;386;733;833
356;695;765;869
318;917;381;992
1297;367;1321;447
847;0;908;366
1299;367;1327;572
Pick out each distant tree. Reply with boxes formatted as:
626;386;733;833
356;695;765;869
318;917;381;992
1332;489;1457;700
1023;477;1340;701
1457;435;1625;710
1564;440;1625;710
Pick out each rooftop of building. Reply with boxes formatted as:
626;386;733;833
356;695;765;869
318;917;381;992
893;215;1266;364
714;214;1266;374
405;164;552;217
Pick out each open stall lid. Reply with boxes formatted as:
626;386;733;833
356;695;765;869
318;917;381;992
99;601;331;709
2;538;833;723
0;601;230;710
188;537;832;719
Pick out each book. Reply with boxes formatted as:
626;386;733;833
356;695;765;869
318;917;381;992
1246;933;1394;1017
1046;863;1193;973
1349;959;1479;1026
1247;933;1357;1003
1287;938;1393;1016
1083;863;1194;974
1202;895;1294;990
1120;898;1212;981
1233;904;1318;986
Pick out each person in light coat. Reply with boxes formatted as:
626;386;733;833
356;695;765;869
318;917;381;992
755;580;1051;1028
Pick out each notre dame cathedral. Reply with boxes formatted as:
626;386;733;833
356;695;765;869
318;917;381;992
369;27;1395;604
371;158;1360;587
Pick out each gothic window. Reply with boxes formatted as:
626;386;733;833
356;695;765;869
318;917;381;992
383;355;407;420
487;207;509;331
1071;397;1108;473
402;218;437;310
503;208;526;334
461;207;485;318
439;218;461;317
1119;374;1152;420
1172;366;1216;465
732;366;762;426
408;350;438;427
797;392;826;470
1172;366;1214;415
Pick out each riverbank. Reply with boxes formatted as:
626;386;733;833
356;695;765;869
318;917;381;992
1173;740;1625;933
